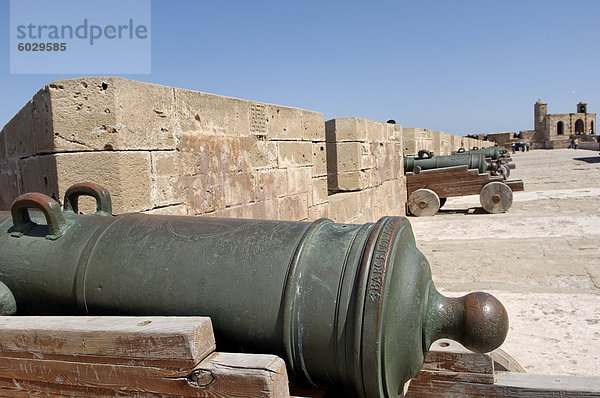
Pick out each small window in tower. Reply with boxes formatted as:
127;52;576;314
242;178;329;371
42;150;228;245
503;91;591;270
557;121;564;135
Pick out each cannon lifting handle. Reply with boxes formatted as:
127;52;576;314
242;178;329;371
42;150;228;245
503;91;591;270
10;193;68;240
63;182;112;216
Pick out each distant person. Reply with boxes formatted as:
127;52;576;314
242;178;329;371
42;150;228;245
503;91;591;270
492;160;508;180
574;138;580;150
493;141;499;146
511;142;516;153
570;138;575;149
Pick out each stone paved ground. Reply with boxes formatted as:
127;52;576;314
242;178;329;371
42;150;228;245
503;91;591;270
408;148;600;376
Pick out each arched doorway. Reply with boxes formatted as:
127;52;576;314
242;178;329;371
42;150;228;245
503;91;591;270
557;121;564;135
575;119;584;134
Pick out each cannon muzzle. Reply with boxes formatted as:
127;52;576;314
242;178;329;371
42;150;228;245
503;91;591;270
0;183;508;397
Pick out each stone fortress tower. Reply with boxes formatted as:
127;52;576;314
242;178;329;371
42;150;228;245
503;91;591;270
533;99;596;148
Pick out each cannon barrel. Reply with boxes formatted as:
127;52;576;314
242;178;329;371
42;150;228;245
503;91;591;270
405;153;491;173
0;184;509;397
451;146;509;160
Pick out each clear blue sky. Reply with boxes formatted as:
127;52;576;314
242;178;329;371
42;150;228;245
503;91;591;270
2;0;599;135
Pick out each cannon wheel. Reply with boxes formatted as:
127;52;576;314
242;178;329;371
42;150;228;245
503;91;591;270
439;197;447;208
408;189;440;217
480;182;513;214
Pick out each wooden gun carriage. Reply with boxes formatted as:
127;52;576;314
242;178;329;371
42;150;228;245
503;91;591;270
406;165;525;216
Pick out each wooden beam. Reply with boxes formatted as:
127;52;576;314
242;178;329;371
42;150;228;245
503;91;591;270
406;339;600;398
0;316;215;368
0;316;290;397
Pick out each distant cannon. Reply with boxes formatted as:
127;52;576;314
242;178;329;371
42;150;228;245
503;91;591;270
404;153;492;174
405;164;524;216
451;147;516;171
452;146;510;160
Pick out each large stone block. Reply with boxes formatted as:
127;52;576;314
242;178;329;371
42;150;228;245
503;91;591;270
308;202;330;221
255;168;288;201
286;167;312;196
19;155;59;201
326;118;367;142
150;151;182;208
3;101;35;159
312;142;327;177
328;170;370;192
113;78;177;150
223;171;256;207
48;77;117;152
266;105;303;140
176;89;251;137
31;86;54;155
326;142;371;173
53;151;153;214
328;191;360;223
366;121;384;142
178;173;224;215
0;159;21;211
177;134;250;174
311;176;329;207
386;123;403;142
278;194;308;221
248;139;278;169
278;141;312;167
243;199;279;220
302;110;326;141
151;174;182;208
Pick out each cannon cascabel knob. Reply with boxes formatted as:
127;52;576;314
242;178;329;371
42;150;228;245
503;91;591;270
424;287;509;353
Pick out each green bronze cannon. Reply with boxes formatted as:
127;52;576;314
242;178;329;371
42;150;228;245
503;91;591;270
0;183;509;397
452;146;509;160
452;147;515;171
404;152;492;174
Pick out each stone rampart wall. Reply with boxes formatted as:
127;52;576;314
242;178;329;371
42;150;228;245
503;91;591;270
0;77;329;221
403;127;492;156
325;118;405;223
1;77;494;223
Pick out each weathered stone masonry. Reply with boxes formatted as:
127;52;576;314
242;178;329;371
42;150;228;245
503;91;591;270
0;77;485;223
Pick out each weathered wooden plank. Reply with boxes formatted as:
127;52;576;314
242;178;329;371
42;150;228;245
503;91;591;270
190;352;290;398
407;339;600;398
0;378;168;397
0;355;201;394
411;369;494;384
489;349;526;373
406;376;600;398
0;316;215;366
421;340;494;375
0;352;290;397
496;372;600;391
